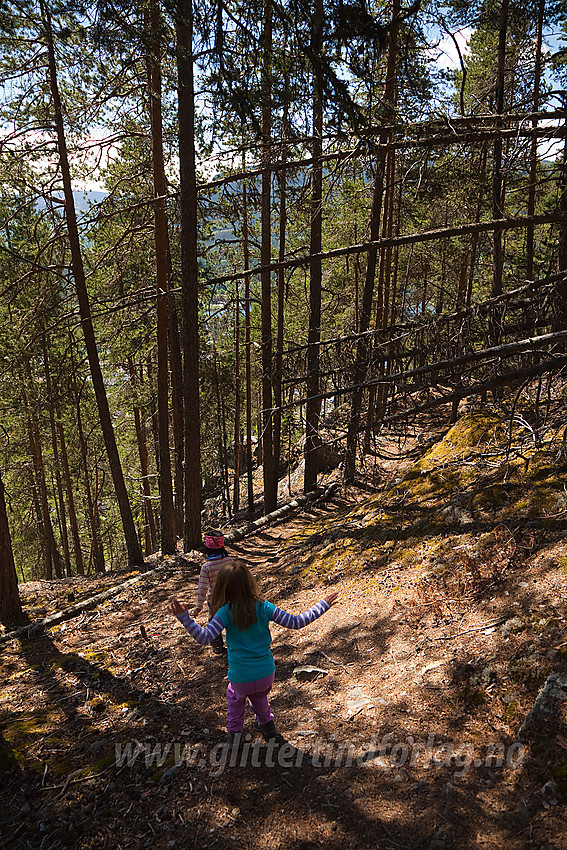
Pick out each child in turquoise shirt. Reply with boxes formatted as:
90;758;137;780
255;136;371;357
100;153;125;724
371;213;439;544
169;558;337;747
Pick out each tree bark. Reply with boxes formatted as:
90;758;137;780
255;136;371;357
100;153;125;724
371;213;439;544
41;0;143;566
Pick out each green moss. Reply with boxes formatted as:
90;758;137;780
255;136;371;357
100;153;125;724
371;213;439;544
472;486;507;511
82;753;116;775
82;650;108;664
48;652;83;672
52;757;73;776
89;697;106;713
6;712;49;744
503;700;517;723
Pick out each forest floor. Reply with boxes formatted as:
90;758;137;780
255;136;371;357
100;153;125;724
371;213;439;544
1;407;567;850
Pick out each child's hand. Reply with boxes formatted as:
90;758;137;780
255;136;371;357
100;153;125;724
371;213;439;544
324;591;339;607
169;599;188;617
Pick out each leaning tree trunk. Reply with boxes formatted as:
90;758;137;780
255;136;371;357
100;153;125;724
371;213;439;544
0;469;24;626
41;0;143;566
177;0;202;549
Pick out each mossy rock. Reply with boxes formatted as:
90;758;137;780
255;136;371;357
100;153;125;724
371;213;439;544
428;411;502;456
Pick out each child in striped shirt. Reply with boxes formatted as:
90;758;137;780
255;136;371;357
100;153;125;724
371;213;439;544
169;558;338;748
192;530;231;654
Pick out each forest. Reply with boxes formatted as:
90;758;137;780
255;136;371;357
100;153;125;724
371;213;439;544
1;2;567;848
0;0;566;619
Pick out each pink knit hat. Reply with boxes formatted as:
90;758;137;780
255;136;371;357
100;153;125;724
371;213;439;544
205;532;224;549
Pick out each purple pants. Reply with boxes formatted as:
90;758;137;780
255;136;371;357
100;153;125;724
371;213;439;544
226;673;275;733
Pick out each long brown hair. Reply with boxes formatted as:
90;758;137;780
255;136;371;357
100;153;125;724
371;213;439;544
210;558;262;630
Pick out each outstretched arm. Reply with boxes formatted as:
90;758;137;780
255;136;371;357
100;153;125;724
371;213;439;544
270;592;338;630
168;599;223;645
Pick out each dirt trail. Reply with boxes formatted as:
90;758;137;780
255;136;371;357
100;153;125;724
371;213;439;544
1;479;567;849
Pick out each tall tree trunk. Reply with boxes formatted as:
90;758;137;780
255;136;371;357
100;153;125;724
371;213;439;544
273;99;288;489
41;0;143;566
304;0;324;493
56;401;85;575
553;117;567;332
242;167;255;513
0;470;24;626
525;0;544;286
344;0;399;483
146;355;161;482
129;358;158;556
72;371;105;574
147;0;177;554
213;346;232;520
176;0;202;549
21;367;63;580
43;337;71;576
169;301;185;538
261;0;277;512
233;282;241;514
365;139;397;450
490;0;509;346
466;146;489;306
